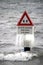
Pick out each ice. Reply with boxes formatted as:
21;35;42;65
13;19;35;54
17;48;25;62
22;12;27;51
25;34;34;47
16;34;24;46
16;34;35;48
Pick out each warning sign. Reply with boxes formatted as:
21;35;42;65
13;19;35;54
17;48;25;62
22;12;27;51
17;11;34;34
17;11;34;26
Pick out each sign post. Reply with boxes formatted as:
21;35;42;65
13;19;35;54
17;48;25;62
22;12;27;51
17;11;34;51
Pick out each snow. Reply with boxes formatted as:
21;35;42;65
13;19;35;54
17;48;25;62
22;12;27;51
0;52;38;61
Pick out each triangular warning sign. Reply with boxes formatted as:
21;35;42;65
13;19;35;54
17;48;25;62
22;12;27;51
17;11;34;26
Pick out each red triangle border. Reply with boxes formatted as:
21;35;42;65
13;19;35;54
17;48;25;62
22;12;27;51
17;11;34;26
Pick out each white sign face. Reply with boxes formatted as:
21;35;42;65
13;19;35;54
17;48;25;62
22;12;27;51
21;16;30;24
17;11;34;26
18;26;32;34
